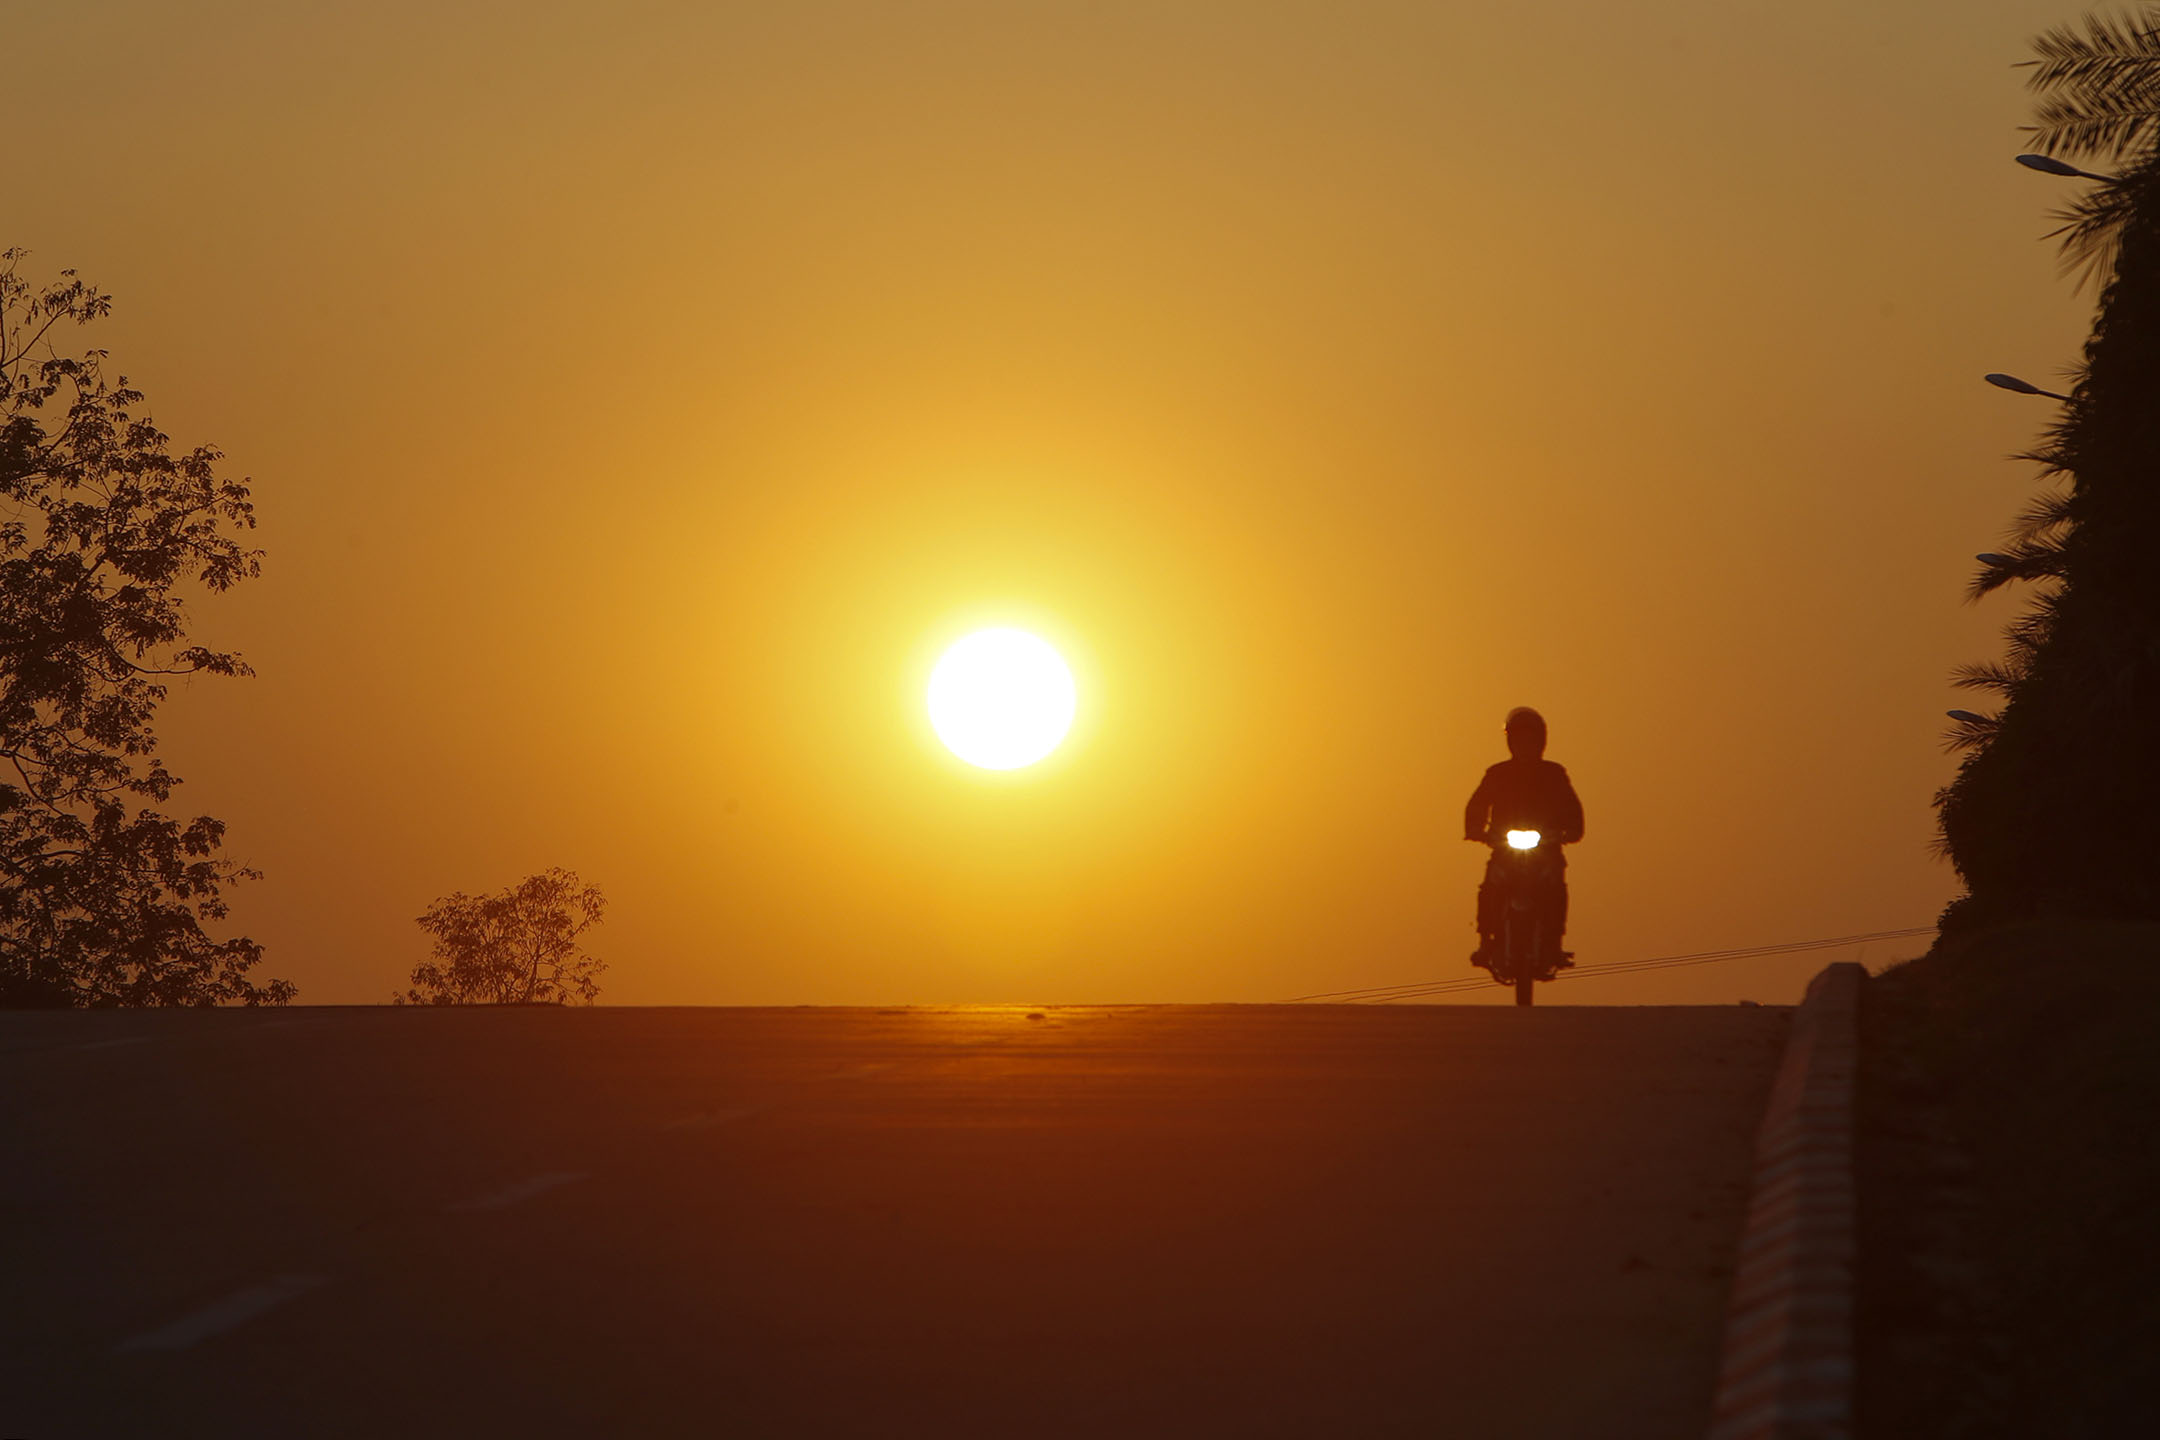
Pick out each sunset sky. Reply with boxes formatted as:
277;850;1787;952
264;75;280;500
9;1;2103;1005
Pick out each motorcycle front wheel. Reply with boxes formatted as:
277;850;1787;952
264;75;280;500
1506;907;1536;1007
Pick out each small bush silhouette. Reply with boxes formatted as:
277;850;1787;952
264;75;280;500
398;869;606;1005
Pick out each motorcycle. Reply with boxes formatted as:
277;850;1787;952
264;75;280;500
1481;828;1572;1007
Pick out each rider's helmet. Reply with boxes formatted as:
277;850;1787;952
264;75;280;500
1504;706;1546;760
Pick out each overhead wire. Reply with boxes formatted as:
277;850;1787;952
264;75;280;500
1362;925;1937;1002
1284;926;1936;1004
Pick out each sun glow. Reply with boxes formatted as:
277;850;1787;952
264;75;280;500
927;629;1076;771
1505;830;1542;851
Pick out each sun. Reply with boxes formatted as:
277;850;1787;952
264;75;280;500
927;629;1076;771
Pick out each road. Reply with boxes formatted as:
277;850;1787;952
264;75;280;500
2;1003;1787;1439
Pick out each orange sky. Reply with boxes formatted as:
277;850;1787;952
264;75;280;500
9;1;2103;1005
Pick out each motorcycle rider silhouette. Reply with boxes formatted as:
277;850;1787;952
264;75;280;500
1463;707;1584;974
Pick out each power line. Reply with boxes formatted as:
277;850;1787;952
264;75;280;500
1372;926;1937;1002
1367;926;1937;1002
1285;926;1936;1004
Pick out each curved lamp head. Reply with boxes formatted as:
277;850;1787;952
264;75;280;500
1984;373;2071;400
2014;152;2118;182
2016;152;2083;177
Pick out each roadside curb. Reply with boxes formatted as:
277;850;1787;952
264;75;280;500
1707;960;1864;1440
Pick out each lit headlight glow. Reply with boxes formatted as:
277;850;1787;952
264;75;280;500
1505;829;1543;851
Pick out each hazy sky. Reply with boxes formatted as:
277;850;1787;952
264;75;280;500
9;1;2104;1005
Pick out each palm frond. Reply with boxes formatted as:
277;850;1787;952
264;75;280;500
2040;173;2146;283
2024;11;2160;76
2009;442;2077;485
2026;94;2160;162
1952;661;2025;694
2019;11;2160;281
2008;487;2079;543
1969;537;2070;600
2024;10;2160;112
1942;709;2001;754
2004;599;2060;653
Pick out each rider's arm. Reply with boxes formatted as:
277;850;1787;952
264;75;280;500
1556;767;1585;844
1463;772;1493;841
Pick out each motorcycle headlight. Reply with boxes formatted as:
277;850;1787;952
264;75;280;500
1505;829;1542;851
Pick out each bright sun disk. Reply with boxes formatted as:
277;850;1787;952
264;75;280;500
927;629;1076;770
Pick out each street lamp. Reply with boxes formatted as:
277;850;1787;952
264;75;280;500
2015;152;2118;182
1984;372;2071;400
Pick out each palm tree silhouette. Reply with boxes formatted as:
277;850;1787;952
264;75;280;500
1937;9;2160;927
2025;11;2160;284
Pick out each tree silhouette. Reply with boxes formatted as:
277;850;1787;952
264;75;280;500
399;869;607;1005
0;251;289;1006
1938;12;2160;926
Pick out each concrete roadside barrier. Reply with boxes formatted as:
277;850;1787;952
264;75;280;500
1707;960;1864;1440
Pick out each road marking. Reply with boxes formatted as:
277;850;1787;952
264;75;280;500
659;1102;770;1131
447;1171;588;1212
116;1274;326;1352
76;1037;148;1052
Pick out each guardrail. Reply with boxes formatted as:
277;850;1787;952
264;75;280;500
1707;960;1864;1440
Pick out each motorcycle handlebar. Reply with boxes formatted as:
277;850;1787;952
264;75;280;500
1467;831;1575;847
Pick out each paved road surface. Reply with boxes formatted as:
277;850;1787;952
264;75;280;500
2;1004;1787;1439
